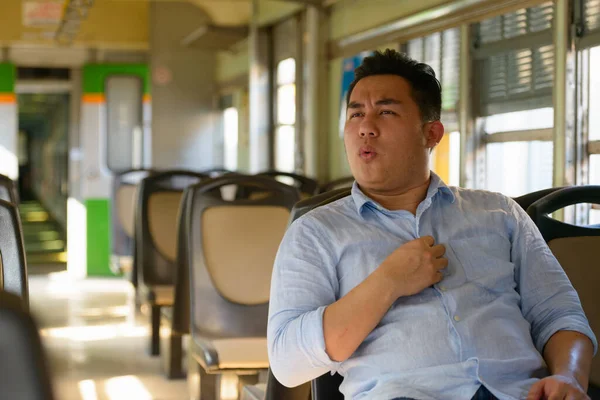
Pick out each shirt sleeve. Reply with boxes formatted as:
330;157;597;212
506;196;598;356
267;215;342;388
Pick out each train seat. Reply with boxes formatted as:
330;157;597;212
527;185;600;397
0;199;29;309
0;290;54;400
110;169;154;278
136;170;207;356
0;174;18;204
185;175;299;400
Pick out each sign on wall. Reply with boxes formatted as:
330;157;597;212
22;1;64;27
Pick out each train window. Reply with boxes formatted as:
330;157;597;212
473;3;555;196
405;27;460;185
274;58;296;173
590;47;600;141
486;141;553;197
105;76;143;173
223;107;239;171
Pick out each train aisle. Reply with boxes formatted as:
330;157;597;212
29;274;188;400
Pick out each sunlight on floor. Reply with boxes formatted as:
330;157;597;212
104;375;153;400
78;376;154;400
40;324;148;342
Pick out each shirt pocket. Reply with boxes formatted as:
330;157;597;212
448;234;516;296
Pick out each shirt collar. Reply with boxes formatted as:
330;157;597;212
351;171;456;216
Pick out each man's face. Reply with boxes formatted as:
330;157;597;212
344;74;441;192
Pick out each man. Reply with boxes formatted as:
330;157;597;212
267;49;596;400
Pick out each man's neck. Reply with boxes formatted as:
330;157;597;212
360;176;431;215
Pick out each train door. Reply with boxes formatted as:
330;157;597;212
72;64;151;277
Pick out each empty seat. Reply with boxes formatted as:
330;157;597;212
319;176;355;193
238;171;318;200
0;290;54;400
0;174;18;204
159;186;195;379
136;170;207;356
513;187;564;212
527;185;600;397
0;199;29;309
186;175;299;400
111;169;154;279
201;168;233;177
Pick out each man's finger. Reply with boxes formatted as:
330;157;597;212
431;244;446;258
420;236;434;246
434;258;448;270
548;386;569;400
526;380;545;400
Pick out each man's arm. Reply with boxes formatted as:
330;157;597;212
526;330;594;399
543;330;594;391
505;197;597;398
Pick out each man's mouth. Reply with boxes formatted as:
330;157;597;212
359;146;377;161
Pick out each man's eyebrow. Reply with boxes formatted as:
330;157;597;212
376;98;402;105
348;101;363;109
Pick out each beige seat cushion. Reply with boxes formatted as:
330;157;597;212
549;236;600;384
202;206;290;305
117;185;138;238
148;192;183;262
211;338;269;370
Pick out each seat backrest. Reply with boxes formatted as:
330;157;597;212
319;177;355;194
527;185;600;385
249;171;320;199
187;175;299;340
513;187;564;212
0;174;18;204
201;168;233;177
136;170;207;287
111;169;154;279
171;188;195;336
0;291;54;400
0;199;29;309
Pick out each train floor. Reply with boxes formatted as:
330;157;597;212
29;274;189;400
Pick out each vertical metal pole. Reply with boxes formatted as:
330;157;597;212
303;5;327;180
459;24;473;188
553;0;576;222
249;0;272;173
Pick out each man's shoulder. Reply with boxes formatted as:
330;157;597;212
449;186;513;209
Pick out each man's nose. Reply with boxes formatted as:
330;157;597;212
359;125;380;138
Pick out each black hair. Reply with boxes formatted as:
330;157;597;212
346;49;442;122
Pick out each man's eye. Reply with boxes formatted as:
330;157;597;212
350;112;363;118
381;110;396;115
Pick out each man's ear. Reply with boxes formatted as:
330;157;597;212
424;121;445;149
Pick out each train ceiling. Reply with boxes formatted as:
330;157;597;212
1;0;331;51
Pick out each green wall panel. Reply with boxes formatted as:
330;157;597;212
0;63;15;93
83;64;150;94
85;199;114;276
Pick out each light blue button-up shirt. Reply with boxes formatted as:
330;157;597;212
267;172;597;400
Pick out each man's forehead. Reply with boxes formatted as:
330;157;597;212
350;75;411;102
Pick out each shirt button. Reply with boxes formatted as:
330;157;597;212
454;315;461;322
439;286;446;292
